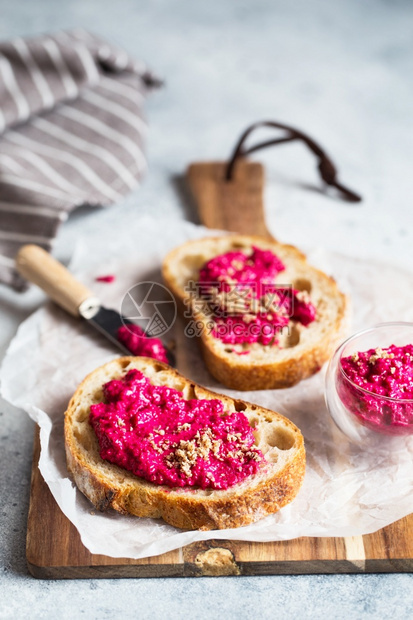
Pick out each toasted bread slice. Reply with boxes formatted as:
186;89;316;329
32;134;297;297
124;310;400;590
162;235;348;390
65;356;305;530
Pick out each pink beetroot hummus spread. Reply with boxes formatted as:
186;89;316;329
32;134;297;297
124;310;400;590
198;247;316;347
89;369;265;489
338;344;413;435
117;324;169;364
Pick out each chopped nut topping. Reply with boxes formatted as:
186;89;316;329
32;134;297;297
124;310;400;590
163;424;261;479
368;347;394;364
243;313;256;324
212;440;221;455
296;290;311;304
232;260;244;270
249;299;260;314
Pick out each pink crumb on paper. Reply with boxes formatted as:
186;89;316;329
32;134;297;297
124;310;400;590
96;275;116;283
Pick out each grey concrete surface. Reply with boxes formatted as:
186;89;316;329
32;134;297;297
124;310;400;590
1;1;413;618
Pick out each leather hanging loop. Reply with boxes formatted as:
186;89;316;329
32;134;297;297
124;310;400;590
225;120;362;203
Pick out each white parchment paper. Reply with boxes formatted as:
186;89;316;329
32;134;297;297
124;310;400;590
2;216;413;559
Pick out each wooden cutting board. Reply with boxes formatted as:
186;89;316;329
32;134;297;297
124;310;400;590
27;429;413;578
26;161;413;577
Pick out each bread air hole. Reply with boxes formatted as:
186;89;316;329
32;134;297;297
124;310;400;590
266;452;279;464
264;426;296;450
285;325;300;348
184;254;208;270
184;384;196;399
293;278;312;293
76;408;89;423
234;401;247;412
74;427;96;452
231;242;251;251
172;380;187;393
252;429;261;445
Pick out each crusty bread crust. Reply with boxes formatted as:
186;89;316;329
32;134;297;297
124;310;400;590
65;357;305;530
162;235;349;390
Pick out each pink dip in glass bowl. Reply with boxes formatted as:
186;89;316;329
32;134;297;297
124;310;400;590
325;323;413;442
338;344;413;435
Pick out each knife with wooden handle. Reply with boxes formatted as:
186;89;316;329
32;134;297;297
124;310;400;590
16;244;175;364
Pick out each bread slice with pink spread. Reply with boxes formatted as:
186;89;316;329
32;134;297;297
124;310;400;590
162;235;348;390
65;356;305;530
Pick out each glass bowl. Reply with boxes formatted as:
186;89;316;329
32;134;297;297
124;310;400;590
325;322;413;446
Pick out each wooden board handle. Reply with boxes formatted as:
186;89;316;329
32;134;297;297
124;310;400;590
16;245;97;317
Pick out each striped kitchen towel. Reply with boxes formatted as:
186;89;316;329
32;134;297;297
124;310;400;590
0;29;158;289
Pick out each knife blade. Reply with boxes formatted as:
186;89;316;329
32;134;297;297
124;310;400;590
16;244;175;365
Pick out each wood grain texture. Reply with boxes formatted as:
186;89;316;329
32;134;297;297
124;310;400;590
186;161;271;239
27;429;413;578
